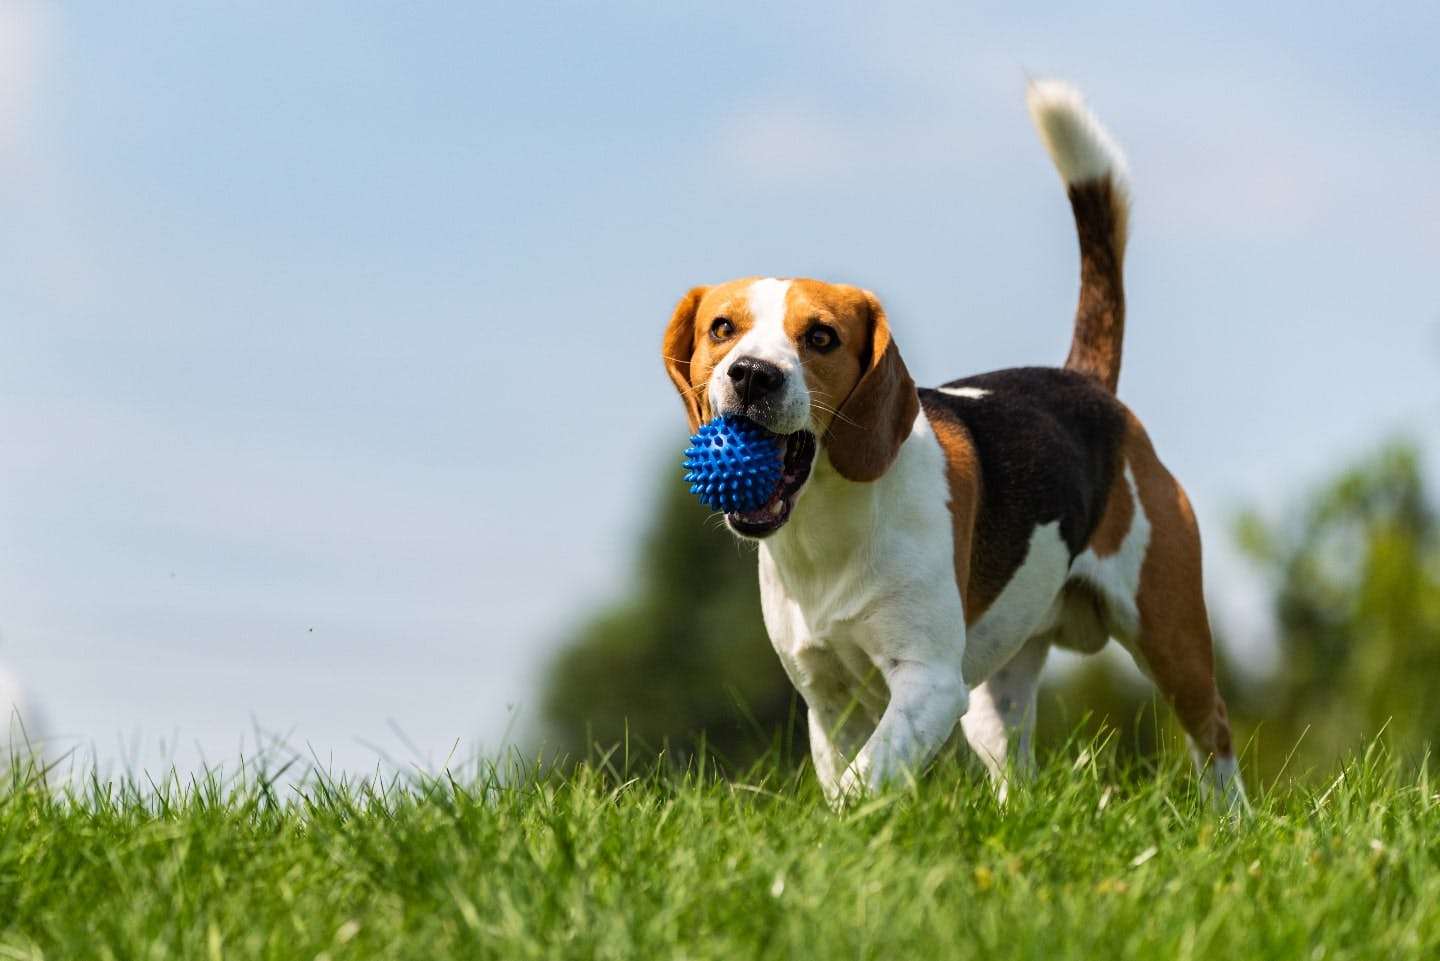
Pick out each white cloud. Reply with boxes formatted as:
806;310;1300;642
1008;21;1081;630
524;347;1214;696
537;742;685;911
713;97;1016;189
717;102;857;181
0;0;52;169
1128;72;1440;250
712;11;1440;255
0;1;113;323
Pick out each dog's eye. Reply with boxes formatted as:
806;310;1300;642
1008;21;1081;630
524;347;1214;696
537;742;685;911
709;317;735;341
805;324;839;352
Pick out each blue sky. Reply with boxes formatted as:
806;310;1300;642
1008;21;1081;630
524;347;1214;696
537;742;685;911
1;1;1436;776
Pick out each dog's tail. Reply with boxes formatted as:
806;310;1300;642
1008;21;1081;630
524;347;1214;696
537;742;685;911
1027;80;1131;394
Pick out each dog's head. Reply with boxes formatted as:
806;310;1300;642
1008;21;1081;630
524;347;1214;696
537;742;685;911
663;277;918;538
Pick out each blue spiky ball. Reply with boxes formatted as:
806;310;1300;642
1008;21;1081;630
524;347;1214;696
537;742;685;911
683;415;785;513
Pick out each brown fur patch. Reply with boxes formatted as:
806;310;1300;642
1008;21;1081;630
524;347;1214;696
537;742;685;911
1064;177;1127;393
928;417;982;623
1123;414;1235;759
662;286;710;431
821;290;919;482
784;279;882;439
1086;449;1135;558
662;279;770;431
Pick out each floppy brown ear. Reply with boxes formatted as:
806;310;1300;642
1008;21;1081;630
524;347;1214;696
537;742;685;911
662;286;709;432
824;292;920;482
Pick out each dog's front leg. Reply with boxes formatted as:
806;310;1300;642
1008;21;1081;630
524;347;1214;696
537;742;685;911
836;662;968;804
806;708;850;805
804;698;881;807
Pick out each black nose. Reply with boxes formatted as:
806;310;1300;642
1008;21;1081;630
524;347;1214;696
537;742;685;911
727;357;784;405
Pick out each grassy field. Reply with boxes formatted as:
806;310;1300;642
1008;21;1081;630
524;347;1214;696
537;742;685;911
1;740;1437;960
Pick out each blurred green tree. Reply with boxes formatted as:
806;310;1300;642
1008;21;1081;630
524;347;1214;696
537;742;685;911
1232;440;1440;773
539;471;803;769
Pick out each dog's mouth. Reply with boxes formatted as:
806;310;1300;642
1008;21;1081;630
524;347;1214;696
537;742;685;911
726;430;817;538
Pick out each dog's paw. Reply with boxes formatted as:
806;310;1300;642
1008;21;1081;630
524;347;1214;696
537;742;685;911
827;764;871;811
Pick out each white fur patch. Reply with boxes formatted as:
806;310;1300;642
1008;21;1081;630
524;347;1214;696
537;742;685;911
963;521;1070;684
1209;755;1249;812
1191;746;1250;815
960;636;1050;799
746;277;791;346
1068;463;1149;640
706;278;810;433
938;386;990;400
1026;79;1129;189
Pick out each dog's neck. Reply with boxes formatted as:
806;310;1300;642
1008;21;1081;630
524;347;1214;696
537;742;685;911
759;412;943;596
763;449;884;572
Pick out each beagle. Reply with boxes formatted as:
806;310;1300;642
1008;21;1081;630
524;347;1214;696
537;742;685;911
661;80;1247;811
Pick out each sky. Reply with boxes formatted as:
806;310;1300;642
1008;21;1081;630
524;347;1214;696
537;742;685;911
1;1;1437;778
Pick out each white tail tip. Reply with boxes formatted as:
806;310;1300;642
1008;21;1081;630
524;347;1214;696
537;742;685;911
1026;79;1129;189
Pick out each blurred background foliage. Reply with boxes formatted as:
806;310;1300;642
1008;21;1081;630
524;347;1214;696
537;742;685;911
541;477;806;769
1231;441;1440;774
541;439;1440;784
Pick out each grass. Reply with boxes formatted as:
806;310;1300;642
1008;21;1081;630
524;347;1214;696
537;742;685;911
1;739;1438;960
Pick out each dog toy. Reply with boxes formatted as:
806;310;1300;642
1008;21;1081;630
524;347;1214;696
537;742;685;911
683;415;784;513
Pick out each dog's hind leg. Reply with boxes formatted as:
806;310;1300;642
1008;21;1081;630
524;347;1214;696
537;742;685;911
1121;436;1249;814
959;636;1050;802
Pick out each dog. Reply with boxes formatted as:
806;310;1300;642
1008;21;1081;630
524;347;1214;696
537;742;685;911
661;80;1247;812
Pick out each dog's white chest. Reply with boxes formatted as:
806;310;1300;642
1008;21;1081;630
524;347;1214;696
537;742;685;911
757;563;894;718
755;420;966;714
